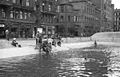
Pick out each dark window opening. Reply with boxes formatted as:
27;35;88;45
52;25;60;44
20;0;22;5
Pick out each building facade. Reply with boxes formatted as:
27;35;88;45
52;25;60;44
114;9;120;31
55;0;75;36
0;0;36;38
71;0;101;36
91;0;114;32
0;0;114;38
102;0;114;31
35;0;59;36
56;0;101;37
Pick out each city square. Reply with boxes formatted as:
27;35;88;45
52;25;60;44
0;0;120;77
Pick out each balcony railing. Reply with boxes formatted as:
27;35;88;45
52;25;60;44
0;17;36;24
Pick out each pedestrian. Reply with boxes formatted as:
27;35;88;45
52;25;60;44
38;33;42;52
5;29;9;41
35;31;42;50
11;38;21;47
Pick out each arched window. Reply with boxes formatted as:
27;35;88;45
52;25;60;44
20;11;23;19
12;0;16;3
10;11;14;18
24;12;27;19
2;9;5;18
41;3;45;11
26;0;30;6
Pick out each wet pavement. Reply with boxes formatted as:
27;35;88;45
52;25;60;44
0;45;119;77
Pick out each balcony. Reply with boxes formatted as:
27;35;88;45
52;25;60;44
0;17;36;24
41;11;56;15
11;4;35;11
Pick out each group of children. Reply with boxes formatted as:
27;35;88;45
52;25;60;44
35;31;62;53
10;31;62;51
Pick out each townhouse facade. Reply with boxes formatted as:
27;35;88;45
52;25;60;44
55;0;75;36
114;9;120;31
34;0;59;36
0;0;114;38
56;0;101;36
0;0;36;38
102;0;114;31
91;0;114;32
71;0;101;36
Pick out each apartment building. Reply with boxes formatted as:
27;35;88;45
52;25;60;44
0;0;36;38
35;0;59;36
56;0;101;36
114;9;120;31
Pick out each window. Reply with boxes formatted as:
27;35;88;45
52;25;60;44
20;11;23;19
28;13;31;18
2;9;5;18
74;16;76;22
10;11;14;18
48;5;51;11
15;11;19;19
68;16;70;22
26;0;29;6
61;6;64;12
12;0;16;3
41;3;45;11
34;6;36;11
24;13;27;19
60;16;64;22
57;6;60;12
20;0;22;5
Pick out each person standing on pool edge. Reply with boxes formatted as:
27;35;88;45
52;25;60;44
5;29;9;41
35;31;42;50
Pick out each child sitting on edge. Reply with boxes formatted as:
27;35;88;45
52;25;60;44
11;38;21;47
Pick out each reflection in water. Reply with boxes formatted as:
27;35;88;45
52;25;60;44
0;46;112;77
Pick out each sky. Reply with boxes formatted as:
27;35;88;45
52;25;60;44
112;0;120;9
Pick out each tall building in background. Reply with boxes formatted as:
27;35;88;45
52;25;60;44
0;0;36;38
114;9;120;31
56;0;101;36
35;0;58;36
91;0;114;31
55;0;75;36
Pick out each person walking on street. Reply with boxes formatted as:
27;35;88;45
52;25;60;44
38;33;42;52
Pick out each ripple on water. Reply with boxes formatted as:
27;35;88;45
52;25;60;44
0;46;115;77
